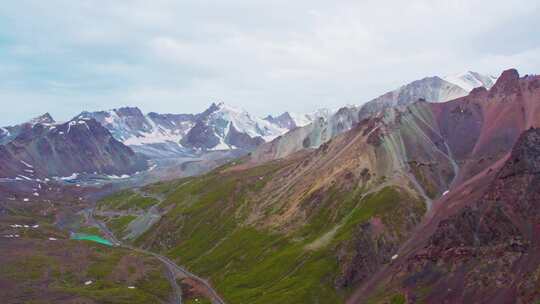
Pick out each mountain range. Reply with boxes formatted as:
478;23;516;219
0;71;496;182
76;102;301;158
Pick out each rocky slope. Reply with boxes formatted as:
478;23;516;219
0;117;147;179
347;70;540;303
359;127;540;304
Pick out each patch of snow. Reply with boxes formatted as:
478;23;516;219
48;237;58;241
443;71;498;92
210;132;232;151
3;234;20;238
20;160;33;168
10;224;39;229
106;174;130;179
84;280;93;286
288;112;313;127
57;173;79;181
23;198;29;202
33;192;39;197
0;127;10;136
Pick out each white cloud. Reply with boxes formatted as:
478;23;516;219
0;0;539;125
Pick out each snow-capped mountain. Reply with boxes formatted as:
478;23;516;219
358;71;497;120
0;113;56;145
77;107;196;158
77;102;293;158
264;109;333;130
264;112;300;130
180;102;288;150
0;115;147;179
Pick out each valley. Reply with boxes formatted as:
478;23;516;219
2;1;538;302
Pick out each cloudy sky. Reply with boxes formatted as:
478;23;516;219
1;0;539;125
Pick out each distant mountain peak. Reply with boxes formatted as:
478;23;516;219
28;113;55;125
203;101;235;116
490;68;520;94
264;112;297;129
443;71;498;92
113;106;145;118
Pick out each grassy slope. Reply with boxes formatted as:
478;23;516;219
0;239;172;304
108;215;137;236
98;190;158;211
96;190;159;239
127;160;426;304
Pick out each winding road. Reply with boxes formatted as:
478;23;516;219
85;190;225;304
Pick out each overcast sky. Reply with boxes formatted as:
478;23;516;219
1;0;539;125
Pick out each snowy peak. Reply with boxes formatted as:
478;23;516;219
77;107;154;142
264;112;298;129
264;108;333;131
181;102;288;151
114;106;146;118
359;70;497;121
28;113;55;125
264;111;320;129
443;71;498;92
0;113;57;145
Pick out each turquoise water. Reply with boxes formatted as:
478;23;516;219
71;233;113;246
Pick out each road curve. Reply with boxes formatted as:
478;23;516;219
86;207;225;304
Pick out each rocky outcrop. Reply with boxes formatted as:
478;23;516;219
394;128;540;303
